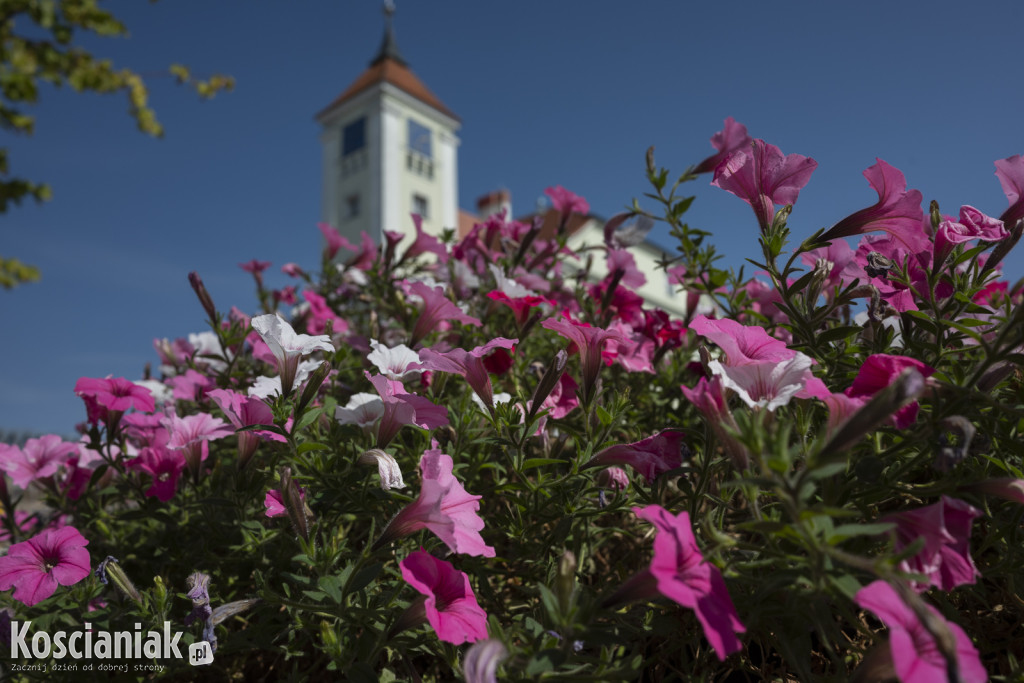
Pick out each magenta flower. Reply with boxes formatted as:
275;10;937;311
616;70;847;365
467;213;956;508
376;447;495;557
239;259;271;273
317;222;353;260
0;435;79;489
0;526;91;606
855;580;986;683
126;446;186;502
415;338;517;410
995;153;1024;229
933;205;1008;266
681;376;749;470
845;354;935;429
264;487;304;518
163;412;235;473
545;185;590;220
251;313;334;396
406;281;483;345
302;289;349;336
584;430;686;483
208;388;284;467
627;506;745;661
819;159;926;253
711;139;817;233
693;117;752;175
400;549;488;644
541;314;627;398
75;377;155;428
883;496;981;592
366;372;449;448
399;213;449;264
689;315;794;366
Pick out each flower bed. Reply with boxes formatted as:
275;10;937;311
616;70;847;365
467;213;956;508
1;119;1022;682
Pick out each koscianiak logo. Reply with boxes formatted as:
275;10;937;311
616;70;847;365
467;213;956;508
6;620;213;674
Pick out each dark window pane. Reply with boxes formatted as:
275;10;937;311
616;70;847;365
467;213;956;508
343;118;366;156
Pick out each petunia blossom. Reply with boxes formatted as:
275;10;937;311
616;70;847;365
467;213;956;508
545;185;590;221
406;280;483;346
414;338;517;409
855;580;986;683
584;430;686;483
400;549;488;644
367;339;422;380
365;372;449;448
995;153;1024;229
541;314;627;399
711;139;817;233
819;159;926;253
375;447;494;557
693;116;752;175
163;412;235;474
126;446;186;502
708;353;819;411
689;315;795;366
208;388;285;467
264;487;305;518
0;526;91;606
622;506;746;661
882;496;981;592
463;638;509;683
0;435;79;489
845;354;935;429
251;313;334;396
933;205;1008;266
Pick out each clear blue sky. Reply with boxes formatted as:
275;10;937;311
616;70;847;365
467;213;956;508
4;0;1023;436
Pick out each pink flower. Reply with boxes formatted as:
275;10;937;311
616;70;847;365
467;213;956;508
239;259;271;274
681;376;749;470
208;388;285;466
819;159;926;253
376;447;494;557
933;205;1008;266
855;580;986;683
281;262;305;278
845;354;935;429
264;487;304;518
366;372;449;448
693;117;752;175
0;526;91;606
167;368;213;402
399;213;449;264
74;377;155;425
995;154;1024;229
711;139;817;233
415;338;517;409
541;314;627;398
545;185;590;219
689;315;794;366
406;281;483;346
883;496;981;592
633;506;745;661
126;446;186;502
0;435;78;489
302;290;349;336
163;412;235;473
584;430;686;484
317;222;351;260
487;291;554;329
400;549;488;644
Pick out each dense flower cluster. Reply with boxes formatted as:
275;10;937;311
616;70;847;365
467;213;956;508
0;119;1022;681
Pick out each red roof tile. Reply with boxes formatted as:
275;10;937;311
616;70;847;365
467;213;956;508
316;57;460;123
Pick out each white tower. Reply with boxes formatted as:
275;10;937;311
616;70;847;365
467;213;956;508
315;3;461;246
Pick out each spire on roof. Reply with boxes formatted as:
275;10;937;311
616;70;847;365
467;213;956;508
371;0;407;67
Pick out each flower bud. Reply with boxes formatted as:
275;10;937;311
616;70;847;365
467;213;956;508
188;271;218;323
358;449;406;490
95;556;143;605
528;349;568;419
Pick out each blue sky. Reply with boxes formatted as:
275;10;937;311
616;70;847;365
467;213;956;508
4;0;1023;436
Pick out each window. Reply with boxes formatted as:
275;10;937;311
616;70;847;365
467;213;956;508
408;119;432;158
346;194;360;219
342;118;366;156
412;194;429;219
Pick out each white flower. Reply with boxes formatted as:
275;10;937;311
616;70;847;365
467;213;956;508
249;359;323;399
334;393;385;427
471;391;512;414
133;379;173;406
251;314;334;395
709;354;814;411
367;339;422;380
188;331;231;371
358;449;405;490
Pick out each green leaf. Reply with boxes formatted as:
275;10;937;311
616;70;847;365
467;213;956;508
521;458;565;471
827;522;895;545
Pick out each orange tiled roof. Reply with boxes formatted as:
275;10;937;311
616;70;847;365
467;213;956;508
316;57;460;123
